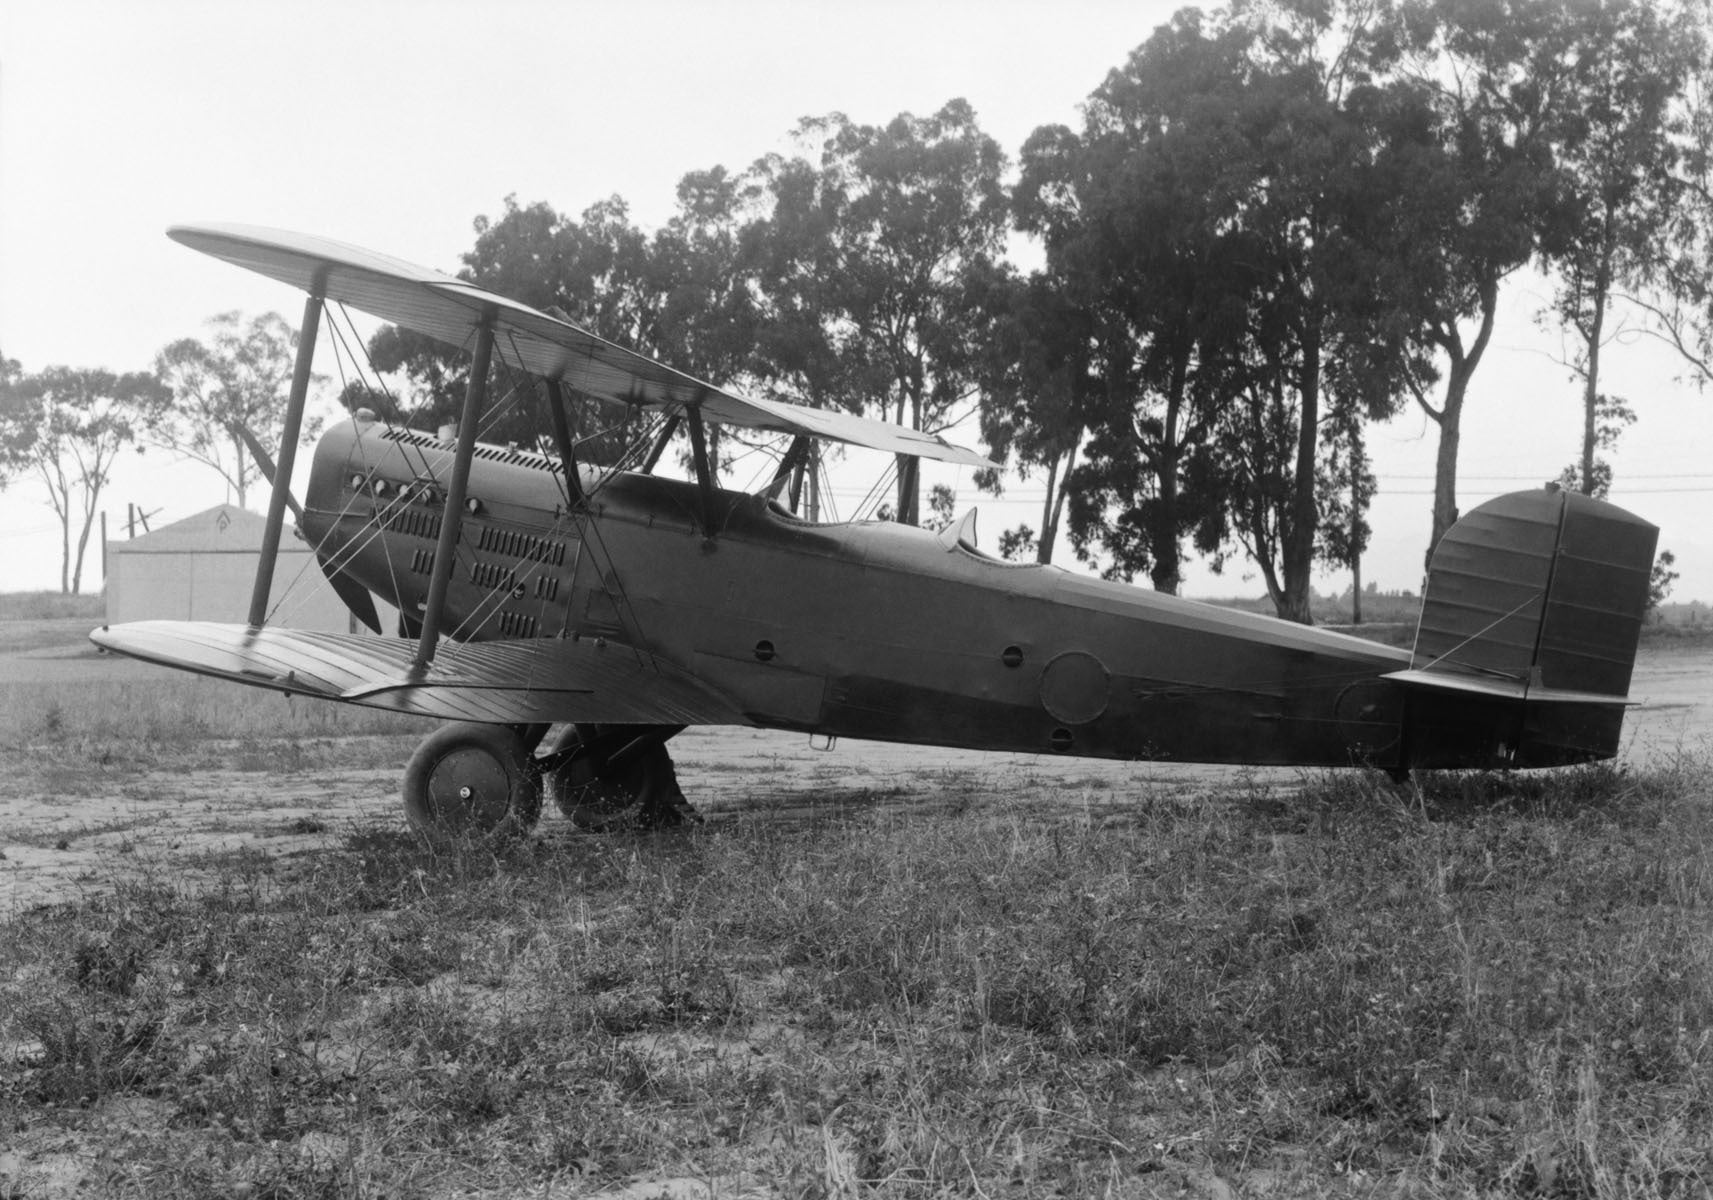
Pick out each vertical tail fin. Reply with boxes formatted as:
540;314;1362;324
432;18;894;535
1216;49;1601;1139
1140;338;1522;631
1387;486;1657;766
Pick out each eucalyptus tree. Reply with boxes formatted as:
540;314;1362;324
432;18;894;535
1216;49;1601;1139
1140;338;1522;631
969;266;1097;565
1391;0;1594;558
0;364;167;593
749;99;1009;525
1012;9;1256;592
368;194;676;460
1640;43;1713;385
1539;0;1699;496
0;355;24;488
151;311;313;509
649;167;764;399
1023;1;1430;620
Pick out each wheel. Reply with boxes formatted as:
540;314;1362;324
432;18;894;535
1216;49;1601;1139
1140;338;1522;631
402;723;542;846
544;725;686;832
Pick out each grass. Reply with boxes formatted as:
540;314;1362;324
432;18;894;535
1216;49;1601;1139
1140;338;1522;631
0;590;106;622
2;758;1709;1196
0;676;430;760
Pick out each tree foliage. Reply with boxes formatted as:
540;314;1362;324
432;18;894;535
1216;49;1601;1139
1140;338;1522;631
0;355;26;489
1539;0;1698;498
151;311;318;510
1013;10;1251;589
970;268;1096;565
276;0;1706;610
366;195;663;459
365;182;767;469
1016;1;1431;620
1639;45;1713;385
0;364;166;593
1391;0;1600;559
751;100;1009;523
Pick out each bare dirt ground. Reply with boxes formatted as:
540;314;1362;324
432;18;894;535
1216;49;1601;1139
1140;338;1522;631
3;625;1709;914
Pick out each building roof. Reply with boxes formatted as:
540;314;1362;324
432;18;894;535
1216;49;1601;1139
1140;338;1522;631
108;505;309;555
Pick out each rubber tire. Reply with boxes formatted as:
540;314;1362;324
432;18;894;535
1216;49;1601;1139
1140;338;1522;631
402;723;542;846
545;725;670;832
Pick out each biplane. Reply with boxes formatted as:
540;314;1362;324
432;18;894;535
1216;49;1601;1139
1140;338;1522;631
91;224;1660;841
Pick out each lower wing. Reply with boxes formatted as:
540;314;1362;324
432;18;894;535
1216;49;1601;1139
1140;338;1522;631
90;621;746;727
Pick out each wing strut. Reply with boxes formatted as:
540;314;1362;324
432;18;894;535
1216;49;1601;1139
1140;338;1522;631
248;289;324;629
415;315;495;670
686;405;718;535
543;378;582;506
769;435;813;501
640;414;680;474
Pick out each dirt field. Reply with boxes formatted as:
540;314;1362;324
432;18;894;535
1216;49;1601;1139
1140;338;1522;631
3;622;1709;914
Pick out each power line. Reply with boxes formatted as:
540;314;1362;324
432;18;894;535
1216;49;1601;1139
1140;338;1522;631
1377;487;1713;496
0;523;63;539
1382;472;1713;481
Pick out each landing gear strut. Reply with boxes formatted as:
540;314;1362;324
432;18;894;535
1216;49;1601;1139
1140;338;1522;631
540;724;697;831
401;722;544;846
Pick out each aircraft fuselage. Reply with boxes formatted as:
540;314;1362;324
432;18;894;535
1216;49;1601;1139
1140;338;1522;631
303;415;1431;769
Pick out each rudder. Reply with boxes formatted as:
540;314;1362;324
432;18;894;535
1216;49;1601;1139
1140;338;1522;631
1389;486;1657;767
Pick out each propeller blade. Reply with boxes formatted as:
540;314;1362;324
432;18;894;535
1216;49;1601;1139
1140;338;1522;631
233;422;303;522
328;569;384;635
235;420;382;635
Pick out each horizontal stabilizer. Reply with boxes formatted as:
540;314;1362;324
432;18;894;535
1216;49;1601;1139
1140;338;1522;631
168;223;996;470
1381;668;1636;707
90;620;746;727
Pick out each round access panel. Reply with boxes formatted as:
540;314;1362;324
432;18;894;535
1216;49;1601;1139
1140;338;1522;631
1039;650;1111;725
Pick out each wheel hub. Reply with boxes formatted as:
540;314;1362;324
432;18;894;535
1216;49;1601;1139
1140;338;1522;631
426;746;514;829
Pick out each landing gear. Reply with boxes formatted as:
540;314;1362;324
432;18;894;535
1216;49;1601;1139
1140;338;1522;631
401;722;543;846
400;722;695;843
540;724;697;831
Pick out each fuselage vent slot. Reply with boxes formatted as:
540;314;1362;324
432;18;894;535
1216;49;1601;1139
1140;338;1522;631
471;562;518;592
476;525;566;566
496;611;538;638
381;505;440;541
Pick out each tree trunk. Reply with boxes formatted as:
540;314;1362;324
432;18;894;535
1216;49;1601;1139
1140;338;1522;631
71;512;94;594
1278;329;1321;625
1148;358;1189;595
1037;454;1061;564
1148;455;1182;594
233;430;249;509
1580;253;1610;495
1350;430;1366;624
1426;381;1464;570
1352;553;1363;625
1425;283;1499;565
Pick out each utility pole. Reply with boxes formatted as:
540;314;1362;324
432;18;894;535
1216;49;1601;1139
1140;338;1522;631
125;503;162;538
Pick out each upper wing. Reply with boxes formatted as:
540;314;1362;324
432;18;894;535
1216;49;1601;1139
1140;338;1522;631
90;620;748;726
168;222;997;470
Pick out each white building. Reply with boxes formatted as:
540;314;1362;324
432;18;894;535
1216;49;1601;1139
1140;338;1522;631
105;505;377;632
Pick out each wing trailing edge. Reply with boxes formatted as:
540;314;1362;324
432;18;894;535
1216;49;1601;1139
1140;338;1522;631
167;223;997;470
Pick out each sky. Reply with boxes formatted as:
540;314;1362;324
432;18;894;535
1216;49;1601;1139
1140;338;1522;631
1;0;1709;604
